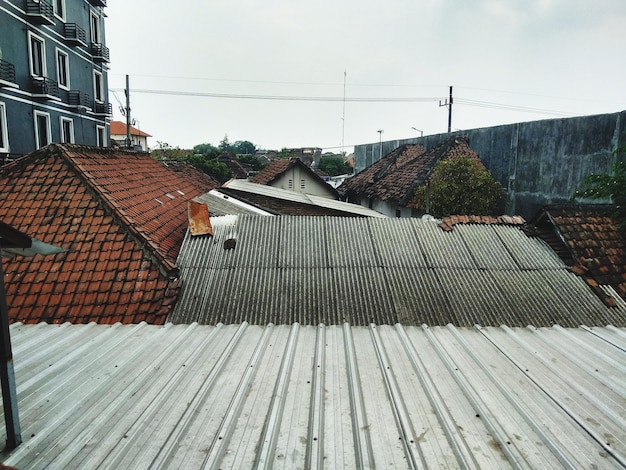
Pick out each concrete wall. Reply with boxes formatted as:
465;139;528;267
354;111;626;219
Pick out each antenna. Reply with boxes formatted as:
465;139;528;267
341;71;346;155
124;74;132;147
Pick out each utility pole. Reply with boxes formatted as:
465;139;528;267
439;85;453;133
341;71;346;156
124;74;131;148
377;129;383;161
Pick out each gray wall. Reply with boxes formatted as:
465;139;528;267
354;111;626;219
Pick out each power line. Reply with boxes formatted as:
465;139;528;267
454;98;576;116
108;88;445;103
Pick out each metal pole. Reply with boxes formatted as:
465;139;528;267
377;129;383;161
447;86;453;133
0;258;21;449
125;74;131;148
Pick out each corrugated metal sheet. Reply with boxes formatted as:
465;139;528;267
171;216;626;326
222;179;387;218
194;189;273;216
2;322;624;469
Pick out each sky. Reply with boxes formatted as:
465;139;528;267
105;0;626;153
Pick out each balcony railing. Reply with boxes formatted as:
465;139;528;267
0;60;17;86
64;23;87;45
87;0;106;6
93;101;112;115
25;0;54;24
69;90;91;109
31;77;60;100
91;43;110;63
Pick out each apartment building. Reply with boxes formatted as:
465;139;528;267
0;0;110;161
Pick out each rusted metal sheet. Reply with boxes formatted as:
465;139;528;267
187;200;213;237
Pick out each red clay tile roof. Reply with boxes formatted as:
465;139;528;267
250;159;295;185
110;120;152;137
526;205;626;301
339;137;481;206
0;144;219;324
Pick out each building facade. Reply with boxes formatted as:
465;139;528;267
0;0;110;161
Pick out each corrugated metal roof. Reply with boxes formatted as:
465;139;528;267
1;322;624;468
170;216;626;326
194;189;274;216
222;179;387;217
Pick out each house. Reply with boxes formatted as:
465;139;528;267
218;179;386;217
169;214;625;326
109;121;152;151
525;204;626;302
0;0;111;161
251;158;338;199
0;143;219;324
338;137;487;218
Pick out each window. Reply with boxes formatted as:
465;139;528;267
90;11;101;44
300;179;305;189
53;0;65;21
34;111;51;148
56;49;70;90
96;125;105;147
60;117;74;143
0;102;9;152
28;32;46;77
288;179;293;189
93;70;103;102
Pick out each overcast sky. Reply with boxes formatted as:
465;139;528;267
105;1;626;153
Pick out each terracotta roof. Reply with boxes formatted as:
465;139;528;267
109;121;152;137
250;158;295;185
0;144;219;324
526;204;626;302
339;137;481;206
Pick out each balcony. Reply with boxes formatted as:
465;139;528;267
25;0;55;25
91;43;110;63
0;60;18;88
64;23;87;46
93;101;112;115
87;0;106;6
69;90;91;110
31;77;60;101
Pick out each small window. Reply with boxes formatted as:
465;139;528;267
0;102;9;152
60;117;74;143
93;70;103;102
56;49;70;90
28;32;46;77
96;125;105;147
395;208;401;218
300;179;305;189
34;111;51;148
90;11;101;44
288;179;293;189
54;0;65;21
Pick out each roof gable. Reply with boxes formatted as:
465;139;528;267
0;144;218;324
251;158;339;197
109;120;152;137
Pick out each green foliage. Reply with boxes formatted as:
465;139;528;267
412;156;504;217
238;154;266;172
233;140;257;155
574;146;626;230
193;143;220;159
318;156;352;177
218;134;232;153
152;141;190;161
187;154;232;183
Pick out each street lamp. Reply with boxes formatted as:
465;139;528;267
377;129;383;160
411;127;423;137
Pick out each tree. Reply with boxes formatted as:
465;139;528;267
218;134;232;153
318;156;352;177
574;147;626;230
233;140;257;155
188;154;232;183
193;143;220;159
237;154;266;172
412;155;504;217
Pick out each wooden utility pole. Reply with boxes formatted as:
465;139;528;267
439;85;453;133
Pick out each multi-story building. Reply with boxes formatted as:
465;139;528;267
0;0;110;161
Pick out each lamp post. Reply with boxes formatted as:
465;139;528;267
377;129;383;161
411;127;423;137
